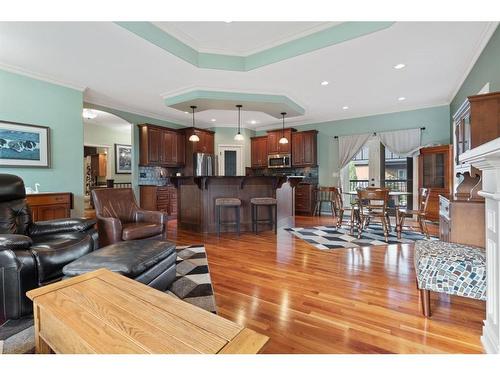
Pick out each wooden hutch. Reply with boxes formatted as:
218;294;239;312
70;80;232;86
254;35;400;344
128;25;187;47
437;91;500;248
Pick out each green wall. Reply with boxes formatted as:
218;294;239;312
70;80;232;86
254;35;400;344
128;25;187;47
208;127;256;170
83;122;132;183
450;25;500;118
0;69;85;215
257;105;451;186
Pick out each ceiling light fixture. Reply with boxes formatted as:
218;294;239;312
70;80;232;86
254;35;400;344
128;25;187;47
394;63;406;70
342;106;349;110
211;118;216;122
188;106;200;142
321;81;329;86
234;105;244;141
82;108;97;120
279;112;288;145
398;97;406;101
250;120;257;125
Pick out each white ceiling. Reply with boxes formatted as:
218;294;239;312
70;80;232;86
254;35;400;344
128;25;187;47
83;109;132;134
0;22;496;130
153;21;337;55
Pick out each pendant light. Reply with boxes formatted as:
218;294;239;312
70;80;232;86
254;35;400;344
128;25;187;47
188;105;200;142
234;104;244;141
278;112;288;144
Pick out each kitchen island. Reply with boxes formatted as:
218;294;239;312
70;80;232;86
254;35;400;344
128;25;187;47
170;176;301;233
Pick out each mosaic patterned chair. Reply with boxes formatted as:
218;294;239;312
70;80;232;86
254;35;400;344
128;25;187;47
414;240;486;317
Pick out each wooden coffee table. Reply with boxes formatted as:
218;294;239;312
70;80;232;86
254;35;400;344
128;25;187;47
26;269;269;354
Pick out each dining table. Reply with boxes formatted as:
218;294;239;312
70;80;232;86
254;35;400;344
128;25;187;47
343;190;413;237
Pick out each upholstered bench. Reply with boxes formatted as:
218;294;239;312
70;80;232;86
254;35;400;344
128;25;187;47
63;239;177;291
414;240;486;317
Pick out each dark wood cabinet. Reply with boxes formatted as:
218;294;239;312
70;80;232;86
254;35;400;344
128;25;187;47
469;91;500;148
139;124;185;167
140;185;177;217
418;145;453;221
27;193;73;221
439;195;485;248
295;183;316;215
292;130;317;167
267;129;293;154
185;128;215;154
251;136;268;168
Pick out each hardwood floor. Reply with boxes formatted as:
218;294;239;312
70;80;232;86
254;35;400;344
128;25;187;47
168;215;485;354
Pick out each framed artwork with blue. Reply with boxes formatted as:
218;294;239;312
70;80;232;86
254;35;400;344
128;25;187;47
115;143;132;174
0;121;50;167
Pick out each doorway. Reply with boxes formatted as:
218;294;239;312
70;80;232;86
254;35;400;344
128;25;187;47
217;144;244;176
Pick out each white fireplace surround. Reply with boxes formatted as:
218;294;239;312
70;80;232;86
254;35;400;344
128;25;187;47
460;137;500;354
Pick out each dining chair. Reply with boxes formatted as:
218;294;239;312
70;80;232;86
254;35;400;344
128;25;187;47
332;187;359;234
396;188;431;239
356;188;391;241
313;187;337;216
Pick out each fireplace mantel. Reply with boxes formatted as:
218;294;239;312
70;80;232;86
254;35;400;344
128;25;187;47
461;137;500;354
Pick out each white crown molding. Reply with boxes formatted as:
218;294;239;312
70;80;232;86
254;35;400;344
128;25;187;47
84;97;187;127
152;22;337;57
0;62;87;92
448;21;499;103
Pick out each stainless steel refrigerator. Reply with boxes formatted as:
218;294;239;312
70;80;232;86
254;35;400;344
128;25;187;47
193;153;215;176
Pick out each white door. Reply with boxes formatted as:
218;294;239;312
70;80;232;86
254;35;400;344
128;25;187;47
218;144;244;176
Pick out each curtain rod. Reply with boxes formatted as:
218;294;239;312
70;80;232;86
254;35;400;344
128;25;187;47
333;127;426;139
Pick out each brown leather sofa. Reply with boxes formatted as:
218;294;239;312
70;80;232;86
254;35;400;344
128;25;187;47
92;188;168;247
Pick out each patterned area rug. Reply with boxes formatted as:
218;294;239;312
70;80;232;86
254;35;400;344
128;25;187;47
286;224;436;250
0;244;215;354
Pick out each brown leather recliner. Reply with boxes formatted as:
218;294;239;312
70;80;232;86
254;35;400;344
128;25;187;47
92;188;168;247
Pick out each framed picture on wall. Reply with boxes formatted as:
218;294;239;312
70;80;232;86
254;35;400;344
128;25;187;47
115;143;132;174
0;120;50;167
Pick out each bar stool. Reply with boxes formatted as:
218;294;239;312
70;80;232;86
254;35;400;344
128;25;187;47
215;198;241;237
251;197;278;234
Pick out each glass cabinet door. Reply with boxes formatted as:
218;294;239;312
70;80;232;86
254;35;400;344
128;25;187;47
423;153;445;188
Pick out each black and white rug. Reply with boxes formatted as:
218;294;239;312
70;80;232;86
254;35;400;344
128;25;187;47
0;244;216;354
285;224;436;251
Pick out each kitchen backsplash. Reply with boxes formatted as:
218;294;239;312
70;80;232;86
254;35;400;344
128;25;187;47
251;166;319;184
138;166;181;186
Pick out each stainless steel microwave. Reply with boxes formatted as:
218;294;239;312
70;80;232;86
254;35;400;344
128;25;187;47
268;154;291;168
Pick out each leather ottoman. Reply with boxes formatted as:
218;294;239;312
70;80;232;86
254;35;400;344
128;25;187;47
62;239;177;291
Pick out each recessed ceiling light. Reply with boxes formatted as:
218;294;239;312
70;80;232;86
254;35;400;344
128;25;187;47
342;106;349;110
211;118;216;122
250;120;257;125
394;63;406;70
398;97;406;101
82;109;97;119
184;111;189;114
321;81;329;86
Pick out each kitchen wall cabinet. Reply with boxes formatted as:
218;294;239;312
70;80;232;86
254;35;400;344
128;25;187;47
267;129;293;154
139;124;185;167
251;136;268;168
140;185;177;217
185;128;215;154
292;130;317;167
90;154;107;177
